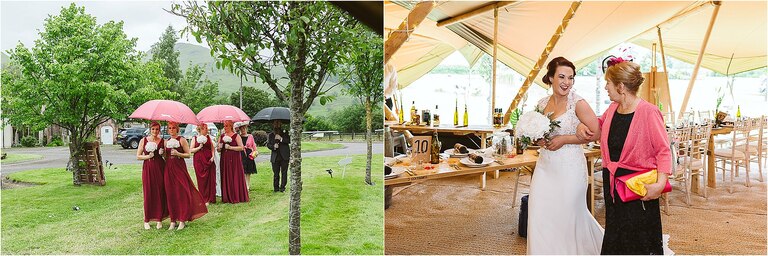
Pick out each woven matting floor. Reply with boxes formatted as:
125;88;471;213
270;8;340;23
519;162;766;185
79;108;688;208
385;163;767;255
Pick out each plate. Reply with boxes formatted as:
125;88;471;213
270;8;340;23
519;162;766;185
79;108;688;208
459;157;494;167
384;173;400;180
444;148;472;157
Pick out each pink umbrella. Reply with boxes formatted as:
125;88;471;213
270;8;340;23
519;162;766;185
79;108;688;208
196;105;251;123
129;100;200;125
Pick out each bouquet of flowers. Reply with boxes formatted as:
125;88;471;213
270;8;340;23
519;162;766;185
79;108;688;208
514;107;561;149
196;135;208;144
144;141;157;152
166;138;180;149
222;135;232;143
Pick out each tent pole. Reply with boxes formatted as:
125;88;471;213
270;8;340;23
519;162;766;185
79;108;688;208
384;1;435;63
492;7;498;114
503;1;581;124
657;26;673;114
678;1;721;119
436;1;519;27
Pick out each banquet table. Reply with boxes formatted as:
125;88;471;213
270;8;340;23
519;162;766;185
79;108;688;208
385;147;602;216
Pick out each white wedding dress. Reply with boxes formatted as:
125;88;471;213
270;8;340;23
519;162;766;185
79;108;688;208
527;91;604;254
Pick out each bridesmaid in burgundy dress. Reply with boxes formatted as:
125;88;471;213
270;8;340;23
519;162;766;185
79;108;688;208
190;123;216;204
163;121;208;230
218;120;250;204
136;121;168;230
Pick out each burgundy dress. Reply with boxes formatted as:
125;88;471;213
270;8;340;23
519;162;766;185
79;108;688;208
220;133;250;203
141;137;168;222
193;135;216;204
164;136;208;222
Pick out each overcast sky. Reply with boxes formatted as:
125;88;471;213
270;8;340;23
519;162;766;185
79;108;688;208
1;1;204;53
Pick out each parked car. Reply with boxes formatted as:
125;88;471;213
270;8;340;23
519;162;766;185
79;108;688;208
117;127;148;149
143;126;172;140
182;123;220;142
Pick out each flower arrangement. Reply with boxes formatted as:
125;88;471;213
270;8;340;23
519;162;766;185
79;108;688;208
144;141;157;152
196;135;208;144
222;135;232;143
514;107;561;149
166;138;180;149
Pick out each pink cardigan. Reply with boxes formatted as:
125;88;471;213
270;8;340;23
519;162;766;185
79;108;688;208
599;100;672;200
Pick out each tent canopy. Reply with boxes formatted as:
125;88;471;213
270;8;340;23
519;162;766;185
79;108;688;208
385;1;767;89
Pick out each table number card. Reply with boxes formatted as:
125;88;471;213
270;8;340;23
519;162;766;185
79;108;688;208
411;135;431;163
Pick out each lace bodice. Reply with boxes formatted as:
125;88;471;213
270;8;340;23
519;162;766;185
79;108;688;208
536;91;584;137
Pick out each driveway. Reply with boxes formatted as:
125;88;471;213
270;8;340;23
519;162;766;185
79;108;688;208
1;142;382;175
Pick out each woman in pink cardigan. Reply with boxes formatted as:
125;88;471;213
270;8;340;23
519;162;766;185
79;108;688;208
578;60;671;254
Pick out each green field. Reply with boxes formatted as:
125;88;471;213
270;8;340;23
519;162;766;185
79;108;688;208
0;153;43;164
1;154;384;254
255;141;345;155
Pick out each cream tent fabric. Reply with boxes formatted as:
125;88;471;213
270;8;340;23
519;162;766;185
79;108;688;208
631;1;767;75
387;1;767;89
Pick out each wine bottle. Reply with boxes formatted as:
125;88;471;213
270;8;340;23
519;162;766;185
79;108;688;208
736;105;741;119
410;101;417;124
430;132;441;164
468;152;484;164
463;104;469;126
454;143;469;154
433;105;440;126
398;98;404;124
453;98;459;126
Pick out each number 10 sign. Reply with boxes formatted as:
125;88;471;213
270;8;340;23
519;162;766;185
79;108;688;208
411;136;431;163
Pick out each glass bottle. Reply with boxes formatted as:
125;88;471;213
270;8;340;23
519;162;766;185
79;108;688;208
398;98;404;124
430;131;441;164
433;105;440;126
453;98;459;126
463;104;469;126
410;101;417;124
736;105;741;120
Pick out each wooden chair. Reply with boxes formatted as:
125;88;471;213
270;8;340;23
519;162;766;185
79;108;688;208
734;117;765;183
698;110;713;125
663;111;676;128
680;111;695;127
714;118;753;192
671;126;697;205
687;124;712;200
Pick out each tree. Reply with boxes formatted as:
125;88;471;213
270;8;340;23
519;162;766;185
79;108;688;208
151;25;183;85
179;64;223;112
228;86;282;118
1;3;171;184
342;26;383;185
171;2;359;253
229;86;283;132
150;25;221;112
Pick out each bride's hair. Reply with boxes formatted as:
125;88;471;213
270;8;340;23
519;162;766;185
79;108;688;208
605;61;644;95
543;57;576;85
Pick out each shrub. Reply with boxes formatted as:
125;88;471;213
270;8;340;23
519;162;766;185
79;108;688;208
252;130;268;146
47;136;64;147
20;136;38;147
303;114;336;131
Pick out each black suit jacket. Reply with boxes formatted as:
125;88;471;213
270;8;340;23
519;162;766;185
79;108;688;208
267;130;290;162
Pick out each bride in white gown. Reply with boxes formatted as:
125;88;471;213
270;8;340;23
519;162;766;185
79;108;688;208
526;57;603;254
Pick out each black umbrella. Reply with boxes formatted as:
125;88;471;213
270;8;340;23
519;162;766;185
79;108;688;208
251;107;291;124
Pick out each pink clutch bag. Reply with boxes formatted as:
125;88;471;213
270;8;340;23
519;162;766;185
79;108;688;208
616;169;672;203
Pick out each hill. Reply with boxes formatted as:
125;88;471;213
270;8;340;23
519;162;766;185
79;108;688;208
171;43;356;116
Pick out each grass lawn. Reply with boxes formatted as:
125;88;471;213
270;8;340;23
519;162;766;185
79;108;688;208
256;141;345;155
0;153;43;164
1;154;383;254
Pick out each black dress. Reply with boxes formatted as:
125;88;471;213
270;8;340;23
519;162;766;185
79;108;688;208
601;111;664;255
241;134;258;175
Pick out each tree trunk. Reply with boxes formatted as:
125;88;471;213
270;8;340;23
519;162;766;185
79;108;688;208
68;136;83;186
288;83;304;255
365;97;373;185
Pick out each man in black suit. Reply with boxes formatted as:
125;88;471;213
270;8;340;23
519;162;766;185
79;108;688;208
267;120;290;192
